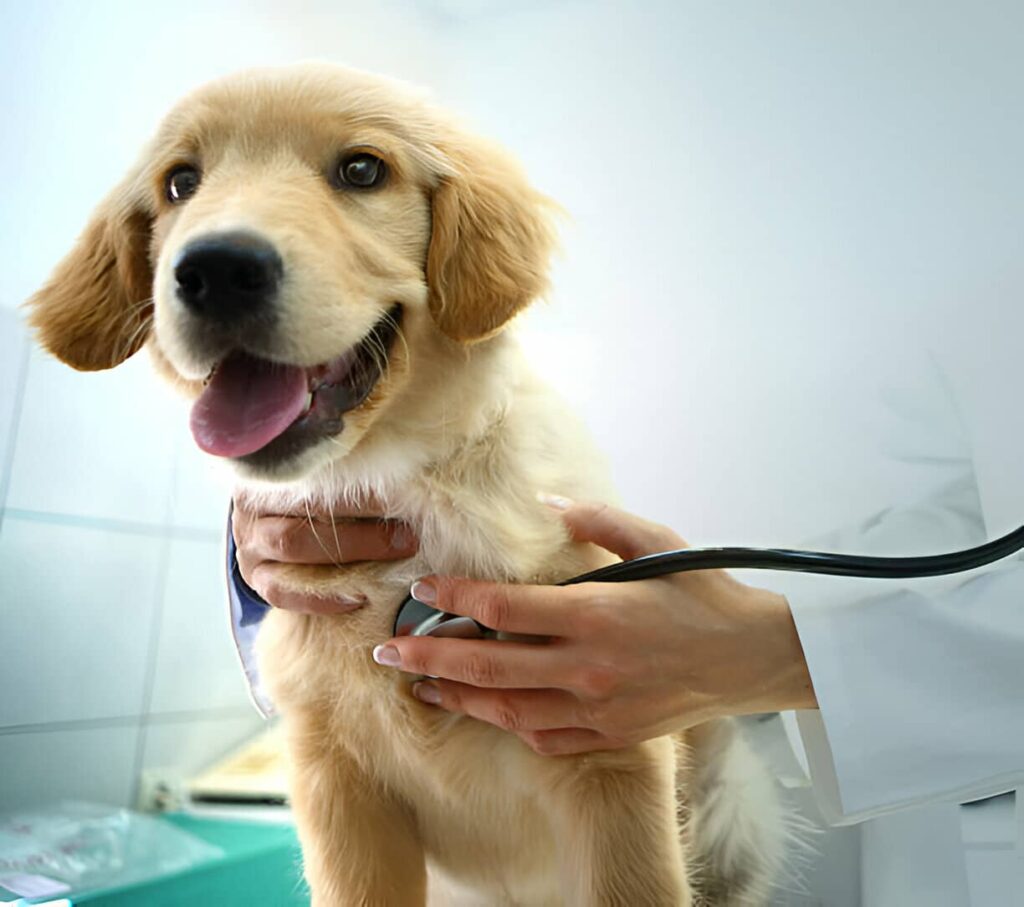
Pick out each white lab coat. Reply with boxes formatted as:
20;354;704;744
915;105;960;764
777;310;1024;905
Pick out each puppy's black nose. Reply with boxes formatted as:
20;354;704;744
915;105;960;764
174;231;283;323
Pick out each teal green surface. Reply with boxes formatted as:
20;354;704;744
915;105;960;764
71;814;308;906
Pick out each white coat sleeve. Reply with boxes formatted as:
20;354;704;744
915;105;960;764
779;356;1024;825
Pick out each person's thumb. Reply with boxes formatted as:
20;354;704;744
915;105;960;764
537;494;687;561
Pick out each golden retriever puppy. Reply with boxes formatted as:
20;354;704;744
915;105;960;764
28;63;784;905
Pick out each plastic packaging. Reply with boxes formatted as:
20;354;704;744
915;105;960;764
0;801;222;902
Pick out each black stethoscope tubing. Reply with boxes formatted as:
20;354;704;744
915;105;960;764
393;524;1024;637
559;524;1024;585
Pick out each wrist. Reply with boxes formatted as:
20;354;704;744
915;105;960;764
740;585;818;714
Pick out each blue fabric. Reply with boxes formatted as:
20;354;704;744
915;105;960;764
228;525;272;628
226;508;274;717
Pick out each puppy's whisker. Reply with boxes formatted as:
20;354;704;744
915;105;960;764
365;329;390;376
371;308;406;383
326;459;345;565
328;510;343;567
303;498;343;569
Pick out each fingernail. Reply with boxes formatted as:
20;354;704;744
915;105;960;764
537;492;572;510
412;681;441;705
372;644;402;668
338;593;367;606
411;579;437;604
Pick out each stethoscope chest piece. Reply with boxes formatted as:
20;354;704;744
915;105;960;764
393;594;492;638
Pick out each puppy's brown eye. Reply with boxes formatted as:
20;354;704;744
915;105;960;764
338;153;386;189
166;166;200;203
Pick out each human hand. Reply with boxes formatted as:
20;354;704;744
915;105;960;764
232;493;419;614
371;497;816;755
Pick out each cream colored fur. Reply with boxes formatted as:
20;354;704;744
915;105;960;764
28;63;784;905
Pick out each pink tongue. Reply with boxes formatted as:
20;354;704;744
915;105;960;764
190;353;309;458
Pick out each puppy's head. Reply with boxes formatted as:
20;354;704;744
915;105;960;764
28;64;556;480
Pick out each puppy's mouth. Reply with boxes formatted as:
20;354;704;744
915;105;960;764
189;305;403;464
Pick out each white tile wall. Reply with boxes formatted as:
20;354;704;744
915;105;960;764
6;349;179;526
0;349;275;818
0;331;264;815
0;305;273;824
0;518;162;727
140;714;266;781
166;427;235;532
149;538;252;715
0;312;28;515
0;725;139;812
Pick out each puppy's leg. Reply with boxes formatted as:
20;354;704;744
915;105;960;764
541;736;692;906
285;708;427;907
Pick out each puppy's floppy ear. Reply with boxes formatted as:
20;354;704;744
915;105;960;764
27;172;154;371
427;136;559;342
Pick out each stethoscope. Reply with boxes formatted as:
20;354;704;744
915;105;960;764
393;524;1024;639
